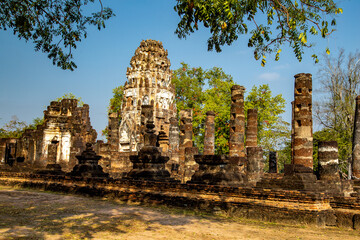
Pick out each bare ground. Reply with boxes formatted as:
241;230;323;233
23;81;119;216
0;186;359;240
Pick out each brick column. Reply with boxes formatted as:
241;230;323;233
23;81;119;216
246;109;258;148
291;101;295;163
268;151;277;173
179;109;196;183
229;85;246;158
179;109;193;155
318;141;340;181
108;112;120;151
293;73;313;169
352;96;360;178
246;146;263;183
204;111;215;155
168;117;180;176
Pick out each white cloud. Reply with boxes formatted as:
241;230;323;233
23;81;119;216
274;63;291;70
258;72;280;81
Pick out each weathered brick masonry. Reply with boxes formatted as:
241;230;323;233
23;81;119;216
204;111;215;155
229;85;246;159
0;99;97;172
292;73;313;169
245;109;258;148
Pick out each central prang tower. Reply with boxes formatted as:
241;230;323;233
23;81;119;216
118;39;177;152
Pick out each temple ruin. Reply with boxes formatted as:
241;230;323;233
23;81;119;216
1;39;360;230
96;40;178;177
0;99;97;172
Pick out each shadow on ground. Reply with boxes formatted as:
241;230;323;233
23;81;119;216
0;187;197;239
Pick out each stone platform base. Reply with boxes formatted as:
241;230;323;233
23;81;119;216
1;171;360;229
256;165;354;197
188;155;246;186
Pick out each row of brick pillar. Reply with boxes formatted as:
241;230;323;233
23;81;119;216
178;72;360;181
177;72;333;180
181;84;260;158
202;85;259;157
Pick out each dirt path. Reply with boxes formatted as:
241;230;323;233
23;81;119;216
0;186;359;240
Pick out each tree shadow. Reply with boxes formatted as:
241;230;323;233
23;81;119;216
0;188;202;239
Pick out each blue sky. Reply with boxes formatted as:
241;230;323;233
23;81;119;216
0;0;359;139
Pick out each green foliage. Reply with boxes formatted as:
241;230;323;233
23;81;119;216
313;128;352;173
101;127;109;139
172;63;289;155
0;0;114;70
0;116;43;138
174;0;342;65
102;86;124;139
0;116;28;138
277;140;291;173
245;84;290;153
172;63;217;152
108;86;124;114
55;93;84;106
28;117;44;130
203;68;234;154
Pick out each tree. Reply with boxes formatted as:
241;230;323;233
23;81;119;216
0;116;43;138
202;67;234;154
174;0;342;65
172;63;207;149
172;63;234;154
245;84;290;153
172;63;289;154
0;116;28;138
314;49;360;173
108;86;124;115
0;0;114;70
102;86;124;138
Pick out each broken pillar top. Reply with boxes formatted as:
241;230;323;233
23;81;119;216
231;85;246;101
356;95;360;103
294;73;312;78
247;109;258;114
294;73;312;95
231;85;246;91
319;141;338;149
180;109;193;119
206;111;215;116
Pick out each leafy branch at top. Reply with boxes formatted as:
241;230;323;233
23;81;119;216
174;0;342;66
0;0;114;70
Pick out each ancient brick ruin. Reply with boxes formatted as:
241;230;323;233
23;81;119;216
229;85;246;159
292;73;313;169
96;40;178;177
0;99;97;172
1;40;360;229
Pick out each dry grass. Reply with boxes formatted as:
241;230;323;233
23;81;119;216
0;185;359;240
